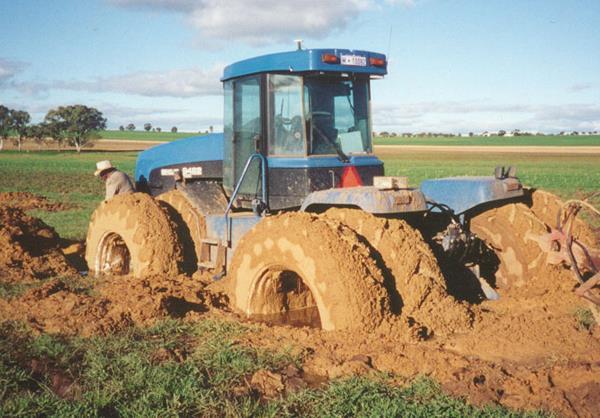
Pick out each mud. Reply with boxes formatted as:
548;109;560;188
1;192;599;416
0;206;77;282
323;208;474;337
0;271;224;336
0;191;70;212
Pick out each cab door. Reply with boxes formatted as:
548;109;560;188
223;75;264;198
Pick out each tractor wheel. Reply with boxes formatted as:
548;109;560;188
85;193;182;278
157;189;205;273
226;212;390;331
529;189;598;246
323;208;473;335
470;203;548;288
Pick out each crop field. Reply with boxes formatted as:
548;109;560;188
98;129;200;141
374;134;600;146
0;149;597;239
0;148;599;417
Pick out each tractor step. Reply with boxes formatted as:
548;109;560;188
198;238;227;273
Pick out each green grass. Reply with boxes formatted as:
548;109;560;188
0;150;137;239
0;319;549;417
380;151;600;203
374;134;600;146
98;129;201;141
1;149;598;240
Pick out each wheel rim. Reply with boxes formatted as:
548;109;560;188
97;232;131;275
247;265;322;328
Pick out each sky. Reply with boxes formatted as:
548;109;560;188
0;0;599;134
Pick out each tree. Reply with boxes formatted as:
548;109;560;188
45;105;106;153
171;126;178;133
144;122;152;132
28;123;48;149
156;127;161;133
0;105;13;151
126;123;136;131
119;125;125;131
209;125;214;133
498;130;506;137
10;109;31;152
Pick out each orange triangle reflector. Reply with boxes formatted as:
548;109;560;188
340;166;363;187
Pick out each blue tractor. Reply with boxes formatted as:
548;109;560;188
86;47;551;331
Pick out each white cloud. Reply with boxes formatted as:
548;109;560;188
0;58;26;85
567;83;593;93
109;0;384;45
10;65;223;98
372;101;600;133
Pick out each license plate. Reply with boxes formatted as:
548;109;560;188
340;54;367;67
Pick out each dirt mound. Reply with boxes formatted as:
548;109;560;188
0;272;225;336
0;206;77;282
323;208;474;337
0;192;70;212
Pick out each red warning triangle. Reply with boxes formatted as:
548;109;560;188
340;166;363;188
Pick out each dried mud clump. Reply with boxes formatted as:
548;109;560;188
0;206;76;282
0;191;70;212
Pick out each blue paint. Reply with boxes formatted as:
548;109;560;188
205;212;262;264
222;48;387;81
267;155;383;169
135;134;224;183
420;176;524;215
300;186;427;214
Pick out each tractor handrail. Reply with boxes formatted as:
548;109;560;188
224;153;268;244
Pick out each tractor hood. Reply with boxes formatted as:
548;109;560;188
135;134;224;193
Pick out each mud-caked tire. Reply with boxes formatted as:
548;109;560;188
226;212;390;331
470;203;548;288
157;189;206;273
85;193;182;278
323;208;473;335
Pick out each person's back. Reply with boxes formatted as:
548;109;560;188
105;169;135;200
95;160;135;201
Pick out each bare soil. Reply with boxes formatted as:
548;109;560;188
0;191;70;212
1;194;599;416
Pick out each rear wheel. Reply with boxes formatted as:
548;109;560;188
85;193;182;278
157;189;206;273
323;208;473;335
226;212;390;330
470;203;548;288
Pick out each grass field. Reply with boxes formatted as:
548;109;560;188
98;129;201;141
374;134;600;146
1;149;598;240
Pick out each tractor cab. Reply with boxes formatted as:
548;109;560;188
221;48;388;210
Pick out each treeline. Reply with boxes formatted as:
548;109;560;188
0;104;106;152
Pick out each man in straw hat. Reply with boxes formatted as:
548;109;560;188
94;160;135;201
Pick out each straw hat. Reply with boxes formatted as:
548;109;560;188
94;160;114;176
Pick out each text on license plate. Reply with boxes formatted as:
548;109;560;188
340;55;367;67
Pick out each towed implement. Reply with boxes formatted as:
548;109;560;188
86;47;599;332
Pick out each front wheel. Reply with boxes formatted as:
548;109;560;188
85;193;182;278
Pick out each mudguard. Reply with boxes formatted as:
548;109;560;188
420;176;523;215
300;186;427;214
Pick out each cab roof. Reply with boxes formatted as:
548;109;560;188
221;48;387;81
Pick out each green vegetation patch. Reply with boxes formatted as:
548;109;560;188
374;134;600;147
0;319;548;417
98;129;201;141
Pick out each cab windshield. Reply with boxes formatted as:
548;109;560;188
268;74;372;157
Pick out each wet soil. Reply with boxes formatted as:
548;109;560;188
0;196;598;416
